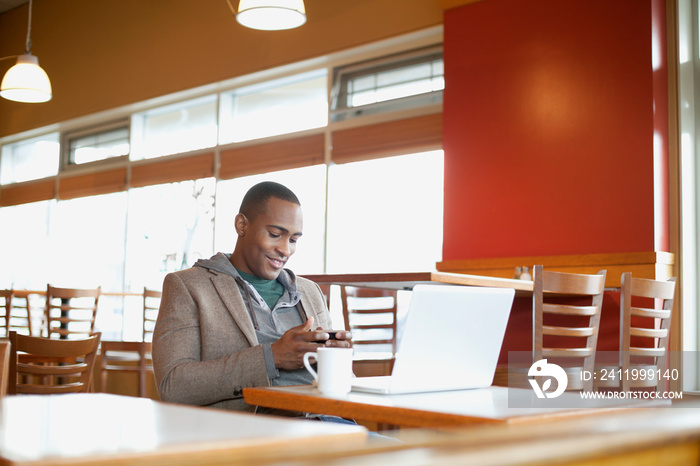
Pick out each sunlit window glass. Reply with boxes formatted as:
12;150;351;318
347;58;444;107
131;95;218;160
326;150;444;273
123;178;215;339
331;47;443;122
0;200;54;290
126;178;215;282
219;70;328;144
0;133;59;184
215;165;326;275
68;125;129;165
54;193;128;339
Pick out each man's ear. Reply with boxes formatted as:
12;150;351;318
234;213;248;236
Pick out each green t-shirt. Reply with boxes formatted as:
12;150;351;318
236;269;285;310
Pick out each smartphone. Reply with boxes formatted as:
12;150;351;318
313;331;340;344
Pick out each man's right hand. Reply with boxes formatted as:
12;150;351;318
271;317;327;370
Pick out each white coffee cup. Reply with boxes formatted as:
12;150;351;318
302;347;354;396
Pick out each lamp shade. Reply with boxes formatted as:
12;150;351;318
0;54;52;103
236;0;306;30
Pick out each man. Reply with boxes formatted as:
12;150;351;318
153;181;351;413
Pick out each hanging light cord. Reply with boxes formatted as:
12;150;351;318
225;0;236;15
25;0;33;54
0;0;33;62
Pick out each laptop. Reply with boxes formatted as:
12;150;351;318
351;284;514;395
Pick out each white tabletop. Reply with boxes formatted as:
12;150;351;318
0;393;367;465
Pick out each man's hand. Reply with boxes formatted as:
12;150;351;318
271;317;327;370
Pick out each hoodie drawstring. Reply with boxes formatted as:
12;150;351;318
236;277;260;331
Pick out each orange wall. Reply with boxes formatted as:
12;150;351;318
442;0;662;260
0;0;442;138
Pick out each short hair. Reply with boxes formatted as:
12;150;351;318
239;181;301;221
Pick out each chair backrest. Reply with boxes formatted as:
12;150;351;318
45;285;101;338
318;284;332;310
0;340;10;398
8;330;101;394
142;288;161;342
8;290;37;336
533;265;607;391
0;290;12;337
620;273;676;391
100;340;153;398
340;286;398;359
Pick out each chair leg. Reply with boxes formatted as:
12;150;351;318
139;370;146;398
139;355;148;398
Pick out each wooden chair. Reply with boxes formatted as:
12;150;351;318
45;285;101;338
100;287;160;398
340;286;398;377
0;340;10;398
595;273;676;392
533;265;607;392
100;340;153;398
0;290;35;337
0;290;12;337
142;287;161;342
318;284;332;311
8;330;101;394
9;290;40;336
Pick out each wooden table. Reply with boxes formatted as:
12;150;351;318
243;385;668;429
302;271;533;295
0;393;367;465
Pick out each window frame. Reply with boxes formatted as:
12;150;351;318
61;119;130;172
330;45;444;122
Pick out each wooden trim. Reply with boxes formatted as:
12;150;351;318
244;386;503;428
665;0;683;390
331;113;442;164
0;179;55;207
130;152;214;188
303;271;533;294
436;252;675;288
58;168;127;200
219;134;324;180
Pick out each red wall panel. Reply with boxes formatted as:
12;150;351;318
442;0;657;260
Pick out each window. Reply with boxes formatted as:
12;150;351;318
130;95;218;160
219;69;328;144
121;178;215;339
331;46;444;122
326;150;444;273
125;178;216;286
0;133;60;184
53;193;128;340
63;122;129;167
0;200;54;290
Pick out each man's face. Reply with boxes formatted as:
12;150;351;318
235;197;303;280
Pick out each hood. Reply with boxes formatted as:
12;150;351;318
194;252;298;289
194;252;238;277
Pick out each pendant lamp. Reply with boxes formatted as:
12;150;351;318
0;0;52;103
235;0;306;31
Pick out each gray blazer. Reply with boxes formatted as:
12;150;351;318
152;265;331;412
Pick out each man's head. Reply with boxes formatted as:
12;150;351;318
231;182;303;280
238;181;301;222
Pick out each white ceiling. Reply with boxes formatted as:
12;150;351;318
0;0;27;14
